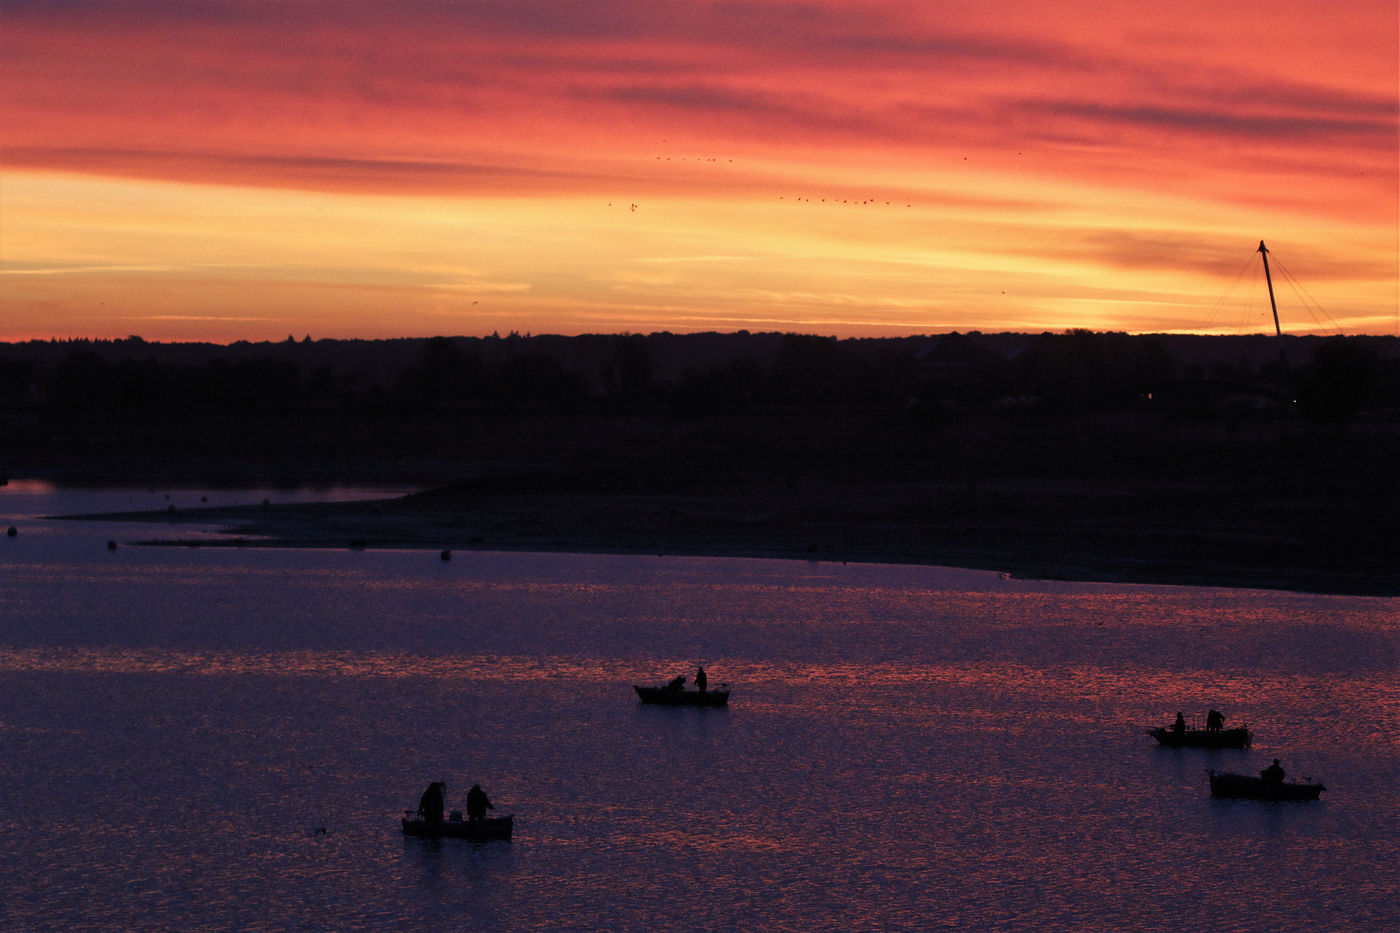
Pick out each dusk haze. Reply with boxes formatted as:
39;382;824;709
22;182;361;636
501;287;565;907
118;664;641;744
2;0;1397;341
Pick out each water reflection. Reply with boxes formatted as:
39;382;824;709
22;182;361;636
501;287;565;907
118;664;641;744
1;508;1397;929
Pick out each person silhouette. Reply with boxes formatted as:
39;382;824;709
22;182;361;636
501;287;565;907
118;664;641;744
418;781;445;824
695;665;708;692
1173;712;1186;735
1261;759;1285;784
1206;709;1224;732
466;783;494;821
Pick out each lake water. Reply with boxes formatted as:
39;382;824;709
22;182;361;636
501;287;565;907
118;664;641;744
2;482;1397;931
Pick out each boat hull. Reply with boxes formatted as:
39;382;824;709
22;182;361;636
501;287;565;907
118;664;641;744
1151;727;1252;749
633;685;729;707
402;814;513;840
1207;770;1324;801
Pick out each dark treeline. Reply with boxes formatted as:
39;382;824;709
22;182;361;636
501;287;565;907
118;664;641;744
2;330;1398;422
6;330;1400;593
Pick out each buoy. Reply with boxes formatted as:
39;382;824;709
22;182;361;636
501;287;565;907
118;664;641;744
440;549;452;561
5;526;16;537
107;540;118;550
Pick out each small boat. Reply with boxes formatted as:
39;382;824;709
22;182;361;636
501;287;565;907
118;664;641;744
633;684;730;707
401;812;514;840
1206;770;1325;801
1150;726;1252;749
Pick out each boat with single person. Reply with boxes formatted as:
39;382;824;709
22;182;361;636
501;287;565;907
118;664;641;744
1206;770;1324;801
401;811;514;839
633;684;730;706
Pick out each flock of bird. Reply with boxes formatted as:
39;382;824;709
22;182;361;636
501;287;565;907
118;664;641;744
779;196;913;207
598;144;919;212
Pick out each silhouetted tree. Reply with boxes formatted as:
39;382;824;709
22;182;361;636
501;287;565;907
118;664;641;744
488;353;591;409
229;358;301;412
0;358;35;406
1296;338;1380;422
395;336;481;409
602;334;653;407
771;334;863;404
50;351;116;412
669;357;766;416
1015;331;1103;408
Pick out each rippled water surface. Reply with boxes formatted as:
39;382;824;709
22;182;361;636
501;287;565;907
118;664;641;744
2;484;1397;931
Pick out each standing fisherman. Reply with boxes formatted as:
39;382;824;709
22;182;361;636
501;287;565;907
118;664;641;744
466;784;494;821
417;781;445;824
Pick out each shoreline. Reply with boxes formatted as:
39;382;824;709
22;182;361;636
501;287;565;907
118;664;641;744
57;486;1400;598
17;409;1400;599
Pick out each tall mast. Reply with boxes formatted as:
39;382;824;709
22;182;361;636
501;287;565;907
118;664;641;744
1258;239;1289;394
1257;240;1282;338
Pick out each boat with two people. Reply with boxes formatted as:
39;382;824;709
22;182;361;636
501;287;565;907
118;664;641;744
634;666;729;707
401;812;514;839
1150;709;1252;749
401;780;514;839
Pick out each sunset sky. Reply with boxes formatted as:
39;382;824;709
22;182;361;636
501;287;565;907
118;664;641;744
2;0;1396;342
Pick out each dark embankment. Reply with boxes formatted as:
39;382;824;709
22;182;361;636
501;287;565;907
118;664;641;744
31;407;1400;597
5;331;1399;595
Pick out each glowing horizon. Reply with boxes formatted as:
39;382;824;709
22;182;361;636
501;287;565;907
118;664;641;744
2;0;1396;342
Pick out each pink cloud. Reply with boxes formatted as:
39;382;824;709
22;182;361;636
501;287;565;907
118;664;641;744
5;0;1393;195
2;0;1394;338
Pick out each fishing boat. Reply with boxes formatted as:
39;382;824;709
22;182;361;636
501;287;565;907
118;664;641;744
1206;770;1324;801
633;684;730;707
1150;726;1252;749
401;812;514;840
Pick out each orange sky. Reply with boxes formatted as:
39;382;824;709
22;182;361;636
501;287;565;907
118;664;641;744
2;0;1396;341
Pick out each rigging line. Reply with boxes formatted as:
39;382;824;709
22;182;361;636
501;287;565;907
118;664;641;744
1244;264;1262;332
1269;255;1346;335
1202;253;1259;332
